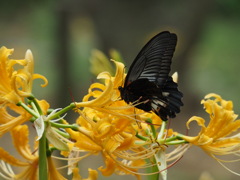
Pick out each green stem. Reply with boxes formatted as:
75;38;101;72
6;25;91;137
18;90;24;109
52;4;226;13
165;140;188;145
175;133;186;140
39;130;48;180
146;118;156;138
157;121;167;141
158;135;178;143
50;122;79;131
157;135;189;145
17;102;39;118
54;128;70;138
27;97;48;179
146;157;159;180
47;103;76;120
134;140;148;145
31;97;43;115
136;132;150;141
164;135;178;142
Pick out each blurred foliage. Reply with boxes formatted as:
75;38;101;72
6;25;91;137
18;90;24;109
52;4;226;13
216;0;240;17
190;17;240;113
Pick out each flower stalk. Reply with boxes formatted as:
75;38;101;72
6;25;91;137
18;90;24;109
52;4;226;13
47;103;76;120
157;121;167;141
17;101;39;118
39;130;48;180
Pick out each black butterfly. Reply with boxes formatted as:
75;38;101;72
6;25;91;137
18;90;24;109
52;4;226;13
118;31;183;121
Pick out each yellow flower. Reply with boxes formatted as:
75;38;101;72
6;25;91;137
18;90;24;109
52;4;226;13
66;111;147;179
0;99;49;137
179;94;240;172
0;124;68;180
72;168;98;180
0;125;39;180
48;156;67;180
68;59;182;179
76;60;125;109
0;46;48;106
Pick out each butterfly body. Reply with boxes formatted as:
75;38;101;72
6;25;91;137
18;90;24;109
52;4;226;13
119;31;183;121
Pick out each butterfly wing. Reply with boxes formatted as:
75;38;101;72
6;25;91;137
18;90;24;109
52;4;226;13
124;31;177;87
120;31;183;121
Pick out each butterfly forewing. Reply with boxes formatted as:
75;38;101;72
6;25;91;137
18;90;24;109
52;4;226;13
124;31;177;86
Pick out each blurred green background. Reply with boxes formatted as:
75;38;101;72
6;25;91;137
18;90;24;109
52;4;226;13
1;0;240;179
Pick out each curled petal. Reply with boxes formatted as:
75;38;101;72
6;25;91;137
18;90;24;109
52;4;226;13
0;148;28;166
0;46;48;104
72;167;82;180
203;93;221;101
98;156;115;176
48;157;67;180
0;111;31;137
14;158;39;180
186;116;206;130
85;168;98;180
68;129;102;152
180;93;240;176
97;71;111;80
111;60;125;89
11;125;36;161
13;50;48;97
76;72;113;107
32;74;48;87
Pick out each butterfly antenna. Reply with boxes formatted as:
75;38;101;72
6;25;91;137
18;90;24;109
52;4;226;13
32;148;38;155
68;87;78;111
68;87;75;102
160;155;183;172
